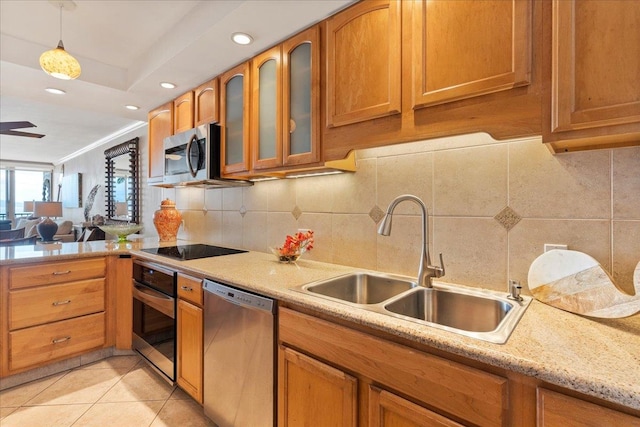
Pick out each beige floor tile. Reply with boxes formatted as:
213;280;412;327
150;399;215;427
79;355;141;370
0;403;91;427
1;406;18;420
169;387;191;400
99;365;175;402
73;401;164;427
26;367;129;405
0;372;66;407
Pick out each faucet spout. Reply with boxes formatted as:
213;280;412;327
378;195;445;287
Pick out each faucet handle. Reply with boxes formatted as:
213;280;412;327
433;253;445;278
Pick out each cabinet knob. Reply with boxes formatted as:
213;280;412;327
52;299;71;306
290;119;296;134
52;336;71;344
181;286;193;292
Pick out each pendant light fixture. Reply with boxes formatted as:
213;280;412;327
39;1;81;80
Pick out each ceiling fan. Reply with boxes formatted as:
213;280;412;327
0;121;45;138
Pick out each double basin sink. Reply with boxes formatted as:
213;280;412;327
294;272;531;344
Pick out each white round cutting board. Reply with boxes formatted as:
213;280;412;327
528;250;640;318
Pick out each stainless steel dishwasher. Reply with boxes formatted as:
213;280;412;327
202;279;276;427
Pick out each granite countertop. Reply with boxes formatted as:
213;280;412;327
2;241;639;410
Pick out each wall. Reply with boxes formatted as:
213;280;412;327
64;131;639;306
159;133;640;298
60;127;163;231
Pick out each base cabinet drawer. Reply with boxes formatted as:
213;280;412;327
9;312;105;372
9;279;105;330
8;258;106;289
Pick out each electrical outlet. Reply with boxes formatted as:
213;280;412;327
544;243;568;252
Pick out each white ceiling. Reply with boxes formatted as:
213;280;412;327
0;0;354;166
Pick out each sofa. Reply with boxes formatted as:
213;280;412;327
14;218;75;242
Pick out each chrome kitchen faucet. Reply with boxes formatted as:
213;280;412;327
378;194;445;288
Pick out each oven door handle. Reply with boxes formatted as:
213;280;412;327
133;282;175;318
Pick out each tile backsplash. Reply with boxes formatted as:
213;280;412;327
156;133;639;296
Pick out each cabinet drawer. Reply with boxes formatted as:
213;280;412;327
9;279;105;330
177;273;203;306
9;312;105;372
9;258;106;289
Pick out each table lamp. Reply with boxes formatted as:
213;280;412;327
34;201;63;242
23;200;34;213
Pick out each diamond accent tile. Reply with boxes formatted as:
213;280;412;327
494;206;522;231
369;205;385;224
239;205;247;217
292;206;302;220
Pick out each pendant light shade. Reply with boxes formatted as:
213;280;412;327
40;40;81;80
40;1;81;80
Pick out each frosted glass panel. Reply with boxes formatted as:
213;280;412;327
225;75;244;165
289;43;312;155
259;59;277;159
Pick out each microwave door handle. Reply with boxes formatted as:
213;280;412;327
186;134;199;178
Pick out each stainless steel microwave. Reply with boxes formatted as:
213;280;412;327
162;123;252;188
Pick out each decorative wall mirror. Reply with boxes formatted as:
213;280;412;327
105;138;139;223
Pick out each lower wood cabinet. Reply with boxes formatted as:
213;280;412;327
0;257;108;377
369;386;463;427
278;307;506;427
537;388;640;427
279;346;357;427
176;273;204;403
279;306;640;427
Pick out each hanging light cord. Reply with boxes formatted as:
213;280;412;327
59;4;63;43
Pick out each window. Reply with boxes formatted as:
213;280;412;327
0;168;52;222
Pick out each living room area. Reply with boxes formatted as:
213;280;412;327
0;168;81;245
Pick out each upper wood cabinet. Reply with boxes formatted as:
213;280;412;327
220;62;251;176
147;102;173;180
194;78;219;126
173;91;194;134
251;46;284;170
251;26;321;171
411;0;531;109
543;0;640;152
283;26;321;167
325;0;401;127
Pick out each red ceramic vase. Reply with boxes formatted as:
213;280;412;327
153;199;182;241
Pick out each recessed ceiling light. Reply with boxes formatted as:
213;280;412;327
231;32;253;45
160;82;176;89
125;105;140;110
45;87;66;95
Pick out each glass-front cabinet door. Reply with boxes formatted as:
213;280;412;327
251;47;283;170
282;26;320;166
221;62;250;175
250;25;320;173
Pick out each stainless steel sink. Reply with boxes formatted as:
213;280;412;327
294;272;531;344
299;272;416;304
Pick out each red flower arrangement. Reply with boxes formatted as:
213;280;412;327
273;230;314;263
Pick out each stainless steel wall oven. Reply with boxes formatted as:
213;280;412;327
132;260;176;383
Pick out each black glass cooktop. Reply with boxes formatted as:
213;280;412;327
141;244;246;261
